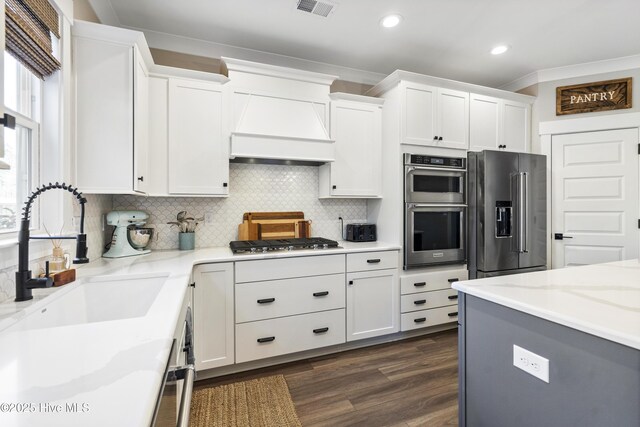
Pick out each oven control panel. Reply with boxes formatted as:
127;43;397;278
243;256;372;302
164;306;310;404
405;154;465;169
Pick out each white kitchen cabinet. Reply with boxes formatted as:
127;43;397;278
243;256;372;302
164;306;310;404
345;250;400;342
168;78;229;195
73;21;152;194
346;268;399;341
193;263;234;371
469;93;531;153
319;93;383;198
401;82;469;149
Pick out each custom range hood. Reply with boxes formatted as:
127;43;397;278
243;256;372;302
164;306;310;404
223;57;338;165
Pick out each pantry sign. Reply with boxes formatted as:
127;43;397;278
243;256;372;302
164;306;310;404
556;77;632;115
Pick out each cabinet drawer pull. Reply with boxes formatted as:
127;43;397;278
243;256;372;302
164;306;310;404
257;336;275;343
414;299;426;305
447;278;459;283
448;312;458;317
367;259;381;264
313;327;329;334
257;298;275;304
414;317;426;323
448;295;458;300
313;291;329;297
414;282;426;287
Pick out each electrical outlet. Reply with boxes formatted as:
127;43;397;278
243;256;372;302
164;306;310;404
513;344;549;383
205;212;214;225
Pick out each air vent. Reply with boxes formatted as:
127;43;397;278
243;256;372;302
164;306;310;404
296;0;336;17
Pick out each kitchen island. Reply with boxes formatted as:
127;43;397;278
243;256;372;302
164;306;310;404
453;259;640;427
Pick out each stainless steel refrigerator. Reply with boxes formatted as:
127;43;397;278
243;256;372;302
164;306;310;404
468;150;547;279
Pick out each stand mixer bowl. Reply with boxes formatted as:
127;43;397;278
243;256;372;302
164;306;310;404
127;226;154;250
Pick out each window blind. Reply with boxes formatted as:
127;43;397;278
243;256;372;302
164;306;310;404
5;0;61;79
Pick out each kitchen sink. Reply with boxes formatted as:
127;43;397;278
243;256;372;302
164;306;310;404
4;273;169;332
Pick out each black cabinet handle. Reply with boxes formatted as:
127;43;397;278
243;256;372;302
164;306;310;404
332;185;337;189
414;299;426;305
433;136;438;140
438;136;443;141
367;259;381;264
257;336;275;343
313;327;329;334
223;182;228;187
137;176;144;182
448;295;458;300
414;282;426;287
257;298;275;304
313;291;329;297
348;280;354;285
447;278;459;283
414;317;426;323
448;312;458;317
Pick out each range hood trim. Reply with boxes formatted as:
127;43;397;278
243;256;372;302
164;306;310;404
230;132;335;163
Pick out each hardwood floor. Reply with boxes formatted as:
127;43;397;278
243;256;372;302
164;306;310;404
194;330;459;426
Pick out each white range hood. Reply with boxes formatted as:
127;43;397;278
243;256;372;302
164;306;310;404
223;57;338;164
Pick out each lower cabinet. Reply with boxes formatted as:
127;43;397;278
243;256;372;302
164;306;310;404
193;262;234;371
346;268;399;341
399;267;467;331
236;309;346;363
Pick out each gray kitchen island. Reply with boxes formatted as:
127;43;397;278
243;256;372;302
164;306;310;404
453;259;640;427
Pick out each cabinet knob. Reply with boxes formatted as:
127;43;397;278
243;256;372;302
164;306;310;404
137;176;144;182
433;136;438;140
332;185;337;190
348;280;354;285
223;182;228;187
438;136;443;141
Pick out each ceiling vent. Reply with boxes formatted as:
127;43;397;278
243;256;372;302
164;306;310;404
296;0;336;18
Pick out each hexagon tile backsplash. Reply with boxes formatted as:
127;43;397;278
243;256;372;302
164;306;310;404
112;164;368;250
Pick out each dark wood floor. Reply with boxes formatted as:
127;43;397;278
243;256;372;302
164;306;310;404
195;330;459;426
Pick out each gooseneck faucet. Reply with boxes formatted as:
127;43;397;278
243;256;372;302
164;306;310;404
15;182;89;302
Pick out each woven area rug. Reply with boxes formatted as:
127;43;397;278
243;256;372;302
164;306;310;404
190;375;302;427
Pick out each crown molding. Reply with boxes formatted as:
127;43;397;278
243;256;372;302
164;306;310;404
501;54;640;92
87;0;121;26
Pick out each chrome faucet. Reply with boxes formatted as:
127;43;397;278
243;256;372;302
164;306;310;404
15;182;89;302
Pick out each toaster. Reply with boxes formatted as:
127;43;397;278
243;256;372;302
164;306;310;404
346;224;377;242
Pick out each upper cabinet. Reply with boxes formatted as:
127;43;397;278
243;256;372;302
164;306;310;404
401;82;469;150
319;93;384;198
168;78;229;195
73;21;152;194
469;94;531;153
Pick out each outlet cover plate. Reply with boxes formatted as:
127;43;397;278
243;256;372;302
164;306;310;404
513;344;549;383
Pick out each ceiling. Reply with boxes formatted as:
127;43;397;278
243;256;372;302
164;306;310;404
93;0;640;88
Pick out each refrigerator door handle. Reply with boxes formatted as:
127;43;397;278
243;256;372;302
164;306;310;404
518;172;528;253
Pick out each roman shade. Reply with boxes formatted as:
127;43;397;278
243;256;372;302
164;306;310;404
5;0;61;79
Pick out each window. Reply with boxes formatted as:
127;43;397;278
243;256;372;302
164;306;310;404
0;52;40;234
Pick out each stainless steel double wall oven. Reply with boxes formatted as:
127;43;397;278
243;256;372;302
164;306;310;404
404;153;467;269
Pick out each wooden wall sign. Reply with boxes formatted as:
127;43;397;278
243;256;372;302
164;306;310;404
556;78;632;115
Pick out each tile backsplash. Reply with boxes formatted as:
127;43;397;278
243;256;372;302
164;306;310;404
113;163;368;249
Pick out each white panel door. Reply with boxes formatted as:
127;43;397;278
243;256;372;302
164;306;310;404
346;269;399;341
193;263;234;371
552;129;639;268
502;100;530;153
401;82;437;145
168;78;228;195
469;94;500;151
437;88;469;150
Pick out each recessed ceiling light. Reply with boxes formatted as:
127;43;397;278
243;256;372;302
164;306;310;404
491;45;510;55
380;14;402;28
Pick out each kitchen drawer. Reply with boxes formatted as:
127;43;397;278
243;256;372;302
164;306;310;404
400;268;467;295
346;251;398;273
236;273;345;323
400;289;458;313
236;309;346;363
235;254;344;283
400;305;459;332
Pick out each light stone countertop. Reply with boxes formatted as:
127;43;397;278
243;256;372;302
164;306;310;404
0;241;400;426
452;259;640;350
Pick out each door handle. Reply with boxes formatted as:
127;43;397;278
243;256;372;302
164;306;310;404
554;233;573;240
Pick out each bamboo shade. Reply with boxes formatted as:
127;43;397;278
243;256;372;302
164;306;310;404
5;0;61;79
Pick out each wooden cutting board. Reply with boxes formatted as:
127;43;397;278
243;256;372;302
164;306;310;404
238;212;311;240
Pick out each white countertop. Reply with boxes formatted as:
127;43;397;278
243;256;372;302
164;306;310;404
452;259;640;350
0;241;399;426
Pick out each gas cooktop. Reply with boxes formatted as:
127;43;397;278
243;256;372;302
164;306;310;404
230;237;340;254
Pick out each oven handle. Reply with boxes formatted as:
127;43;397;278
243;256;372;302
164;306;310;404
406;165;467;173
407;203;468;209
167;364;195;427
